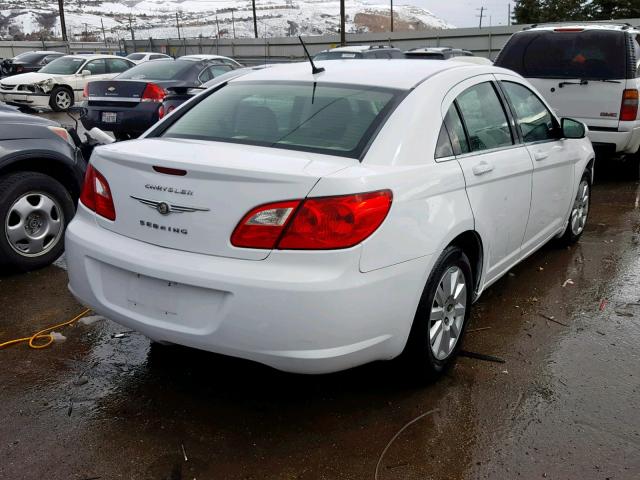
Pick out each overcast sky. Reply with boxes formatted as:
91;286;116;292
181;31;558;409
406;0;517;27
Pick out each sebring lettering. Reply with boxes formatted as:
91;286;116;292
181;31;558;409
139;220;188;235
145;184;194;196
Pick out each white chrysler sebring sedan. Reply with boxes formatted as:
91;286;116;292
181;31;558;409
65;60;594;377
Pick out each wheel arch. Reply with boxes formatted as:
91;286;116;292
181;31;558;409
0;155;82;201
446;230;484;300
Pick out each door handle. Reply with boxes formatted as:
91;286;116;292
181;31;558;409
472;161;494;176
533;151;549;161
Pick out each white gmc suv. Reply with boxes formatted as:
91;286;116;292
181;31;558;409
496;23;640;161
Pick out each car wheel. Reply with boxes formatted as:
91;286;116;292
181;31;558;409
0;172;75;271
558;173;590;245
401;245;473;380
49;86;74;111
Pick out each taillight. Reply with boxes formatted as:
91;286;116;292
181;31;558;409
141;83;166;102
158;104;165;119
620;89;639;121
158;104;175;119
231;190;392;250
79;164;116;221
83;83;89;98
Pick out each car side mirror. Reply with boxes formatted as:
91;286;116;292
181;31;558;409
562;118;586;139
81;69;91;76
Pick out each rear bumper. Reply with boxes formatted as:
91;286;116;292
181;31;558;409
65;207;431;374
588;124;640;155
0;91;50;109
81;103;159;137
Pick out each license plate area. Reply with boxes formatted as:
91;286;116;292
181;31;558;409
127;273;179;316
102;111;117;123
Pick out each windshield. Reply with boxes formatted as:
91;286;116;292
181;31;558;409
314;51;364;60
39;57;85;75
126;53;146;60
496;30;627;80
117;60;193;80
160;82;401;159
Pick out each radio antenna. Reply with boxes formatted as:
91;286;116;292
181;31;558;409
298;36;324;74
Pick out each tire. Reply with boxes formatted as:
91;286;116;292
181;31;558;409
400;245;473;381
558;173;590;246
49;86;74;111
0;172;75;271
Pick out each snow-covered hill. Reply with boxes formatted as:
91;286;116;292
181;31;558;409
0;0;452;41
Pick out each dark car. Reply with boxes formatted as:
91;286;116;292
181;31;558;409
158;65;273;120
0;110;85;271
81;58;237;139
0;51;65;76
404;47;473;60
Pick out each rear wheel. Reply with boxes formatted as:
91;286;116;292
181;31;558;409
400;246;473;380
558;174;590;245
49;86;73;111
0;172;75;271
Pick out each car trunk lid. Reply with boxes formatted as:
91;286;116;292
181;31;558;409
89;138;354;260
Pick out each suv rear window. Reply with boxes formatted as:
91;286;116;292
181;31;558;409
496;30;627;80
159;82;401;159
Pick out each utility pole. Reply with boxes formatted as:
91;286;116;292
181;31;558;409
231;9;236;39
507;3;511;26
128;13;135;41
100;18;107;47
176;11;181;40
476;6;485;29
83;22;88;41
252;0;258;38
215;13;220;38
57;0;68;41
390;0;393;32
340;0;345;46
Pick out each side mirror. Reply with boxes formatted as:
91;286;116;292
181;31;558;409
81;69;91;76
562;118;586;139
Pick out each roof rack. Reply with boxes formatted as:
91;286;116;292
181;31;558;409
368;44;395;50
524;20;633;30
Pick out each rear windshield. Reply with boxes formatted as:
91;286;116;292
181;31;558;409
126;53;146;60
314;51;364;60
406;52;446;59
160;82;401;159
12;53;47;63
117;60;193;80
496;30;627;80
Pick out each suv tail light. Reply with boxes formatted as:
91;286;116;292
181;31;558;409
231;190;392;250
80;164;116;221
141;83;167;102
620;89;639;121
83;84;89;98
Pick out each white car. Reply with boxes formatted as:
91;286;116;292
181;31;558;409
179;54;242;68
65;60;594;377
0;54;135;111
126;52;172;64
496;23;640;158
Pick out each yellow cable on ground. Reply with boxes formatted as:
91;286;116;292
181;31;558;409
0;308;92;349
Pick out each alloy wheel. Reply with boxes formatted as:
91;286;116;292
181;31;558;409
570;179;589;236
55;90;72;110
429;266;467;360
5;192;64;257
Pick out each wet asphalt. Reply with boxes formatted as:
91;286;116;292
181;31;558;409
1;164;639;480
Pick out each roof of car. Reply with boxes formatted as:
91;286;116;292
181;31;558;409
128;52;167;55
181;54;236;61
64;54;128;60
321;45;398;53
522;22;640;33
230;59;495;90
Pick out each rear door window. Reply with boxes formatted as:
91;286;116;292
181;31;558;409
455;82;513;152
84;59;106;75
443;105;470;155
501;81;559;143
496;30;626;80
107;58;133;73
